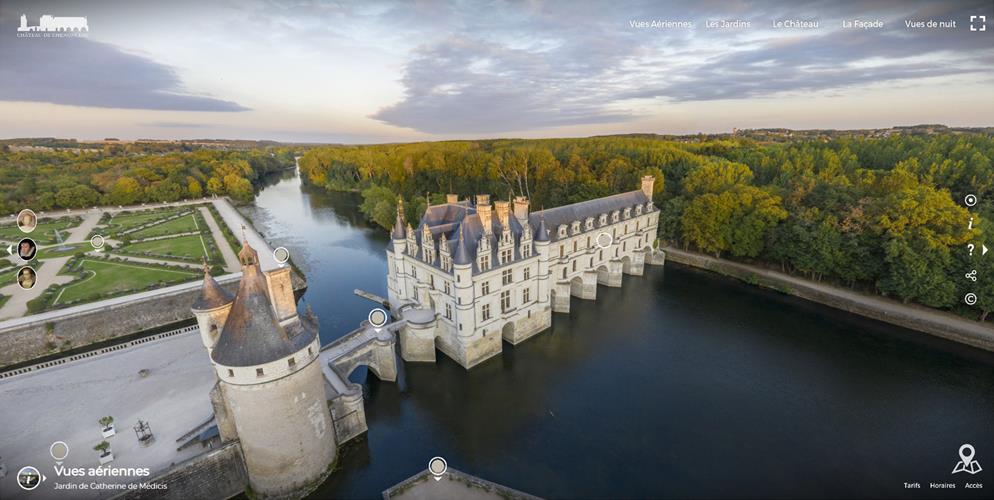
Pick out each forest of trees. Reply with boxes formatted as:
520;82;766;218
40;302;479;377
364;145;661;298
299;134;994;321
0;148;296;214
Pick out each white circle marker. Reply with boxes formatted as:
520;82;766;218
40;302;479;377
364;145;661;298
90;235;105;249
368;308;388;328
17;466;41;491
965;293;978;306
428;456;447;480
595;232;613;249
50;441;69;461
965;194;978;207
273;246;290;264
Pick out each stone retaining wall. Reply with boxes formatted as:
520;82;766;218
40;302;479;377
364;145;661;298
111;441;247;500
0;271;306;369
665;247;994;352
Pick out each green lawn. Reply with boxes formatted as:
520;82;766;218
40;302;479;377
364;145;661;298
0;294;9;309
127;214;199;240
52;259;197;305
104;209;183;236
0;217;82;245
118;233;210;262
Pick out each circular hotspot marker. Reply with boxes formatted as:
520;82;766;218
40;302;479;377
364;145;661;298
16;266;37;291
273;246;290;264
368;308;388;328
17;238;37;262
595;232;613;249
16;208;37;234
50;441;69;461
17;466;41;491
428;456;447;478
965;194;978;207
965;293;978;306
90;235;105;250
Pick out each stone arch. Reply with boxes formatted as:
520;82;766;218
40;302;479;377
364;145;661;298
569;276;584;296
621;255;632;274
596;265;609;284
501;321;516;342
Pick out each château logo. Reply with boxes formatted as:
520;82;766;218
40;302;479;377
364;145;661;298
16;14;89;38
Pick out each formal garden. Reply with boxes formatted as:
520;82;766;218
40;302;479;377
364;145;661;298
0;215;82;245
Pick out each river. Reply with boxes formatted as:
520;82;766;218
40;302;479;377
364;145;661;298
240;170;994;499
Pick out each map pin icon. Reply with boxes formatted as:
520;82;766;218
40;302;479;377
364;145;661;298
960;444;975;465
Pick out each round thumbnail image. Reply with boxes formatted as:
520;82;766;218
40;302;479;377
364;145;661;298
18;238;37;261
17;267;37;290
17;209;37;233
17;466;41;490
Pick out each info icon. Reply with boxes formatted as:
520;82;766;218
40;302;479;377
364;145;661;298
17;466;42;491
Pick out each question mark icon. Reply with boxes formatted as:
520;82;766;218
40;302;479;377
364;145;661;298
968;244;975;256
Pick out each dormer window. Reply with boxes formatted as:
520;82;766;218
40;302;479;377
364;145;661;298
623;208;631;219
599;214;607;226
612;211;620;223
585;218;594;230
571;221;581;235
646;202;654;212
558;225;568;238
635;205;643;215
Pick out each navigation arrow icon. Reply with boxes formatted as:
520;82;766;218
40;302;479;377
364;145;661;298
984;244;989;256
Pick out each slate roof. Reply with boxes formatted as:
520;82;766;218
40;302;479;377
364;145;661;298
192;268;234;311
406;190;652;273
211;240;315;367
529;190;651;241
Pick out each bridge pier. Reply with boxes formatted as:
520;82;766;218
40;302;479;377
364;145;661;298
598;260;624;287
623;251;646;276
398;308;437;363
570;270;598;300
552;282;571;313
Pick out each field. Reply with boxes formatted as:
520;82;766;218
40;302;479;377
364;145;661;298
103;209;185;237
119;234;211;262
126;214;199;239
52;259;198;306
0;217;82;245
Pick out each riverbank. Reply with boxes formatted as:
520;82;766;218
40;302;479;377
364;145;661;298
663;247;994;352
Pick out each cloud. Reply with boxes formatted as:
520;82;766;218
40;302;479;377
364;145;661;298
0;30;247;112
139;121;211;128
371;0;993;133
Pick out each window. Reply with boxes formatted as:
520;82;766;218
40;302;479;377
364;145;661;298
571;221;581;234
480;254;491;271
256;368;265;377
445;303;452;320
501;290;511;312
482;281;490;295
430;274;435;289
441;255;451;270
586;236;590;248
562;268;567;279
444;281;451;294
500;247;513;264
523;267;531;280
585;218;594;230
522;287;530;303
599;214;607;226
558;225;567;238
521;245;531;258
573;241;578;252
412;267;418;279
308;347;313;356
482;303;491;321
599;250;603;261
560;245;565;257
288;357;296;369
572;260;577;272
227;369;234;377
502;268;513;285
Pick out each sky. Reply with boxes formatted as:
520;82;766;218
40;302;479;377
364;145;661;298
0;0;992;143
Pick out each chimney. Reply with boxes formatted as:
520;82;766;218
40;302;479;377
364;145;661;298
513;196;529;222
446;194;459;204
494;200;510;228
476;194;492;234
641;175;655;199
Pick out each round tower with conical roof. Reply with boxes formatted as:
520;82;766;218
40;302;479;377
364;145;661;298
201;238;336;498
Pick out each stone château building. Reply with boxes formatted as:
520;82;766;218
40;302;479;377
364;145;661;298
388;176;662;369
192;238;336;499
